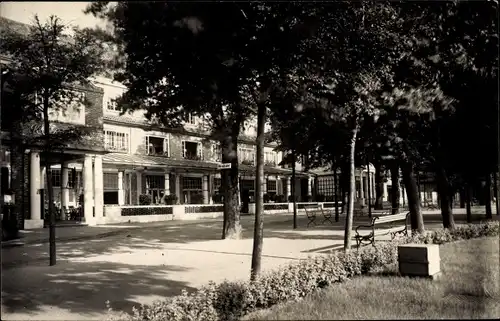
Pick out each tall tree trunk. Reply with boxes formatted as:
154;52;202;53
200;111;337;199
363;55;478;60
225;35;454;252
8;115;25;236
435;165;455;229
43;97;56;266
416;170;421;205
465;182;472;223
494;172;499;216
344;126;358;251
459;188;466;208
9;144;23;233
341;161;349;214
390;162;400;214
250;103;266;281
292;149;297;229
333;163;339;222
221;133;242;240
485;174;492;219
401;161;424;233
374;161;384;210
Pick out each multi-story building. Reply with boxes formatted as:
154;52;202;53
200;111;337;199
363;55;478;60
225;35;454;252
0;14;315;229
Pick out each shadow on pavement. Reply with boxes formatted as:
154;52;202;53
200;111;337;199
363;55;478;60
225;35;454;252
2;261;194;317
1;209;496;319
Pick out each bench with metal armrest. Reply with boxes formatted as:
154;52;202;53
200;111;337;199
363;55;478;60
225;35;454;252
354;211;410;248
303;204;334;227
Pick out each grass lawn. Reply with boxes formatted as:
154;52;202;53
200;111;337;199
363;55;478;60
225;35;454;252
244;237;500;320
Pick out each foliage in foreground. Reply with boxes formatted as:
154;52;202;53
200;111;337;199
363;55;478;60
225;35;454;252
105;221;499;321
244;237;499;320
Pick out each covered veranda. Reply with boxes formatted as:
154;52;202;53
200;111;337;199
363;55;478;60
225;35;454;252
26;146;108;228
101;152;313;207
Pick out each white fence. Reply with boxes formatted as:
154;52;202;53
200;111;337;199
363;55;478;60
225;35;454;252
102;202;342;225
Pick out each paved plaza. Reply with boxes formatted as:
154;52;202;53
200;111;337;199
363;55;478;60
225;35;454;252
1;208;497;320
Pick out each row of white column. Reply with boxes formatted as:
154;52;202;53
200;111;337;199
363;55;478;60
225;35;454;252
29;152;103;226
358;171;377;204
135;172;211;205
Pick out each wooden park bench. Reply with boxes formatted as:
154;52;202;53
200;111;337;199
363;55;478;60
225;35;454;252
303;204;334;227
354;211;410;248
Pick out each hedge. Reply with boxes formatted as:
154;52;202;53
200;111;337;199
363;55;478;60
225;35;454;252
105;221;500;321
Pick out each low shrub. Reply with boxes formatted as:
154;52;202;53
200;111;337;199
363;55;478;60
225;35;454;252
106;221;500;321
163;194;178;205
139;194;152;205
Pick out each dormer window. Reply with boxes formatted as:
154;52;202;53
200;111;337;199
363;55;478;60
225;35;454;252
106;98;119;111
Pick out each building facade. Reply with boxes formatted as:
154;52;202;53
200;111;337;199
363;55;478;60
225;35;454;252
1;70;314;228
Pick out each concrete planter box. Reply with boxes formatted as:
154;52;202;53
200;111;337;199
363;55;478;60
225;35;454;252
398;244;441;280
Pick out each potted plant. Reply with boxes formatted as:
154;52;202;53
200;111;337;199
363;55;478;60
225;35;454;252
164;194;178;205
212;193;223;204
191;193;204;204
139;194;152;205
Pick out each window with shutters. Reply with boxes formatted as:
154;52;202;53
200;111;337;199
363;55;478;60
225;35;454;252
146;136;169;157
182;141;203;160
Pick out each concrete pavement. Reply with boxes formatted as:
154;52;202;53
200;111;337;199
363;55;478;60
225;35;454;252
1;218;231;248
1;208;497;320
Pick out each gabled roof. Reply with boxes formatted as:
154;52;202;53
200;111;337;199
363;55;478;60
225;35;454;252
0;17;30;36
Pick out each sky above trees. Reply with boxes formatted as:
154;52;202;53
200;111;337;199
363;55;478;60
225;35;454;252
1;2;106;30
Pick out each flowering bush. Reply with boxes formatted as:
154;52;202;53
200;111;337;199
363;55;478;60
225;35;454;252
105;221;499;321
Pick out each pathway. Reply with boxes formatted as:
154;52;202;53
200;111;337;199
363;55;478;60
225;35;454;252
1;208;496;320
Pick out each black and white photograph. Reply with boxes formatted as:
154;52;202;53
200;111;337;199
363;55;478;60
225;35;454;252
0;1;498;320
